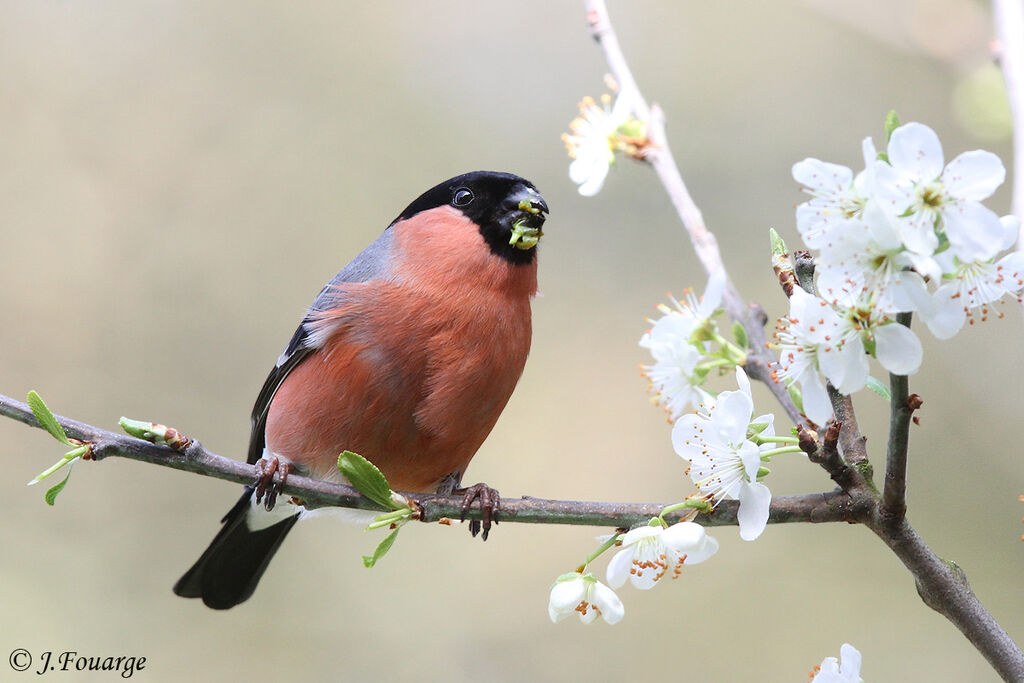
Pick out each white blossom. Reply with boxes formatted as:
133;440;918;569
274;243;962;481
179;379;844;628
872;122;1006;262
606;522;719;590
811;643;864;683
671;368;774;540
548;573;624;625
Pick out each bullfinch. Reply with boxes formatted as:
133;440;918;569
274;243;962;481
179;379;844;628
174;171;548;609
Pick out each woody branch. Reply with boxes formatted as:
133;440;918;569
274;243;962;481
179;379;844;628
1;392;861;528
582;0;1024;679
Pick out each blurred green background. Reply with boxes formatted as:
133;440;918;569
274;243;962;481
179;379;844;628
2;1;1022;680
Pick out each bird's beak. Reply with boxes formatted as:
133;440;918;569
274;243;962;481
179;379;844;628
508;186;549;250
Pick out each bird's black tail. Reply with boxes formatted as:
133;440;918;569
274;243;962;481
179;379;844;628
174;486;299;610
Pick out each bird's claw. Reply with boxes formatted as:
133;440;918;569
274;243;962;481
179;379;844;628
253;456;293;511
455;483;500;541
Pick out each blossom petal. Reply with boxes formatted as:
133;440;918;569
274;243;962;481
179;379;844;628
873;322;922;375
888;122;944;181
548;577;585;623
838;643;863;679
870;161;914;213
734;366;752;398
605;547;635;590
998;251;1024;295
591;581;625;625
737;481;771;541
898;209;940;256
1000;214;1021;251
942;150;1005;200
664;521;719;564
570;157;610;197
709;390;753;443
800;369;834;425
862;201;902;251
698;271;726;318
738;440;763;483
661;520;705;550
683;533;719;565
922;284;967;339
818;333;868;395
942;200;1004;263
671;413;706;460
793;158;853;193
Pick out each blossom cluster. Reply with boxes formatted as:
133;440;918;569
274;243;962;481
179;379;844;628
672;367;775;541
548;520;719;625
639;273;728;421
562;91;647;196
778;119;1023;424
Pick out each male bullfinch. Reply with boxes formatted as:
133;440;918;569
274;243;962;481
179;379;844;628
174;171;548;609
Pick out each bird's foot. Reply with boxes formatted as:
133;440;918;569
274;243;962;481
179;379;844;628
253;456;293;511
454;483;500;541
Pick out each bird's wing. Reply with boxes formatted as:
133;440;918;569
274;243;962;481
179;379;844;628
245;227;396;465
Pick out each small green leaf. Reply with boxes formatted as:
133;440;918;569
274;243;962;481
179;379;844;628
884;110;901;143
27;448;86;486
45;468;74;506
865;375;892;401
27;391;72;446
787;383;804;414
120;417;158;441
747;420;771;436
732;321;748;350
362;528;399;568
769;227;788;257
338;450;395;509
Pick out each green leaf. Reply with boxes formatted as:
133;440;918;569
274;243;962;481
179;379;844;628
865;375;892;401
362;528;399;568
884;110;901;142
769;227;788;257
732;321;748;350
27;448;86;486
45;468;74;506
338;450;395;509
27;390;72;446
787;383;804;414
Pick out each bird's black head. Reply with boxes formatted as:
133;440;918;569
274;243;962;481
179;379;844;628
395;171;549;265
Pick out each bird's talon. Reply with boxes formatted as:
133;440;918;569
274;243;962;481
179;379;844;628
454;482;499;542
253;456;291;511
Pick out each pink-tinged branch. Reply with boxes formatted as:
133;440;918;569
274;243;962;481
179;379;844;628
583;0;802;426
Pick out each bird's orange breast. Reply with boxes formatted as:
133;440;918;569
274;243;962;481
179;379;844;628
264;206;537;492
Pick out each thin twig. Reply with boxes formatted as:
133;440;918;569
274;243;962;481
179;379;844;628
993;0;1024;318
1;393;862;528
584;0;802;427
881;312;915;523
994;0;1024;226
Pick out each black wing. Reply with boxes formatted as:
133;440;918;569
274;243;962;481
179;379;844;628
244;227;397;465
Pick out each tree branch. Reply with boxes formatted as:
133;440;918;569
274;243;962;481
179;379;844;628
881;312;917;524
2;392;862;528
993;0;1024;319
865;515;1024;680
994;0;1024;230
584;0;803;428
580;2;1024;678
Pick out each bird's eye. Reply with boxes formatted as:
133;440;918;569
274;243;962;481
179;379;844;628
452;188;474;207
